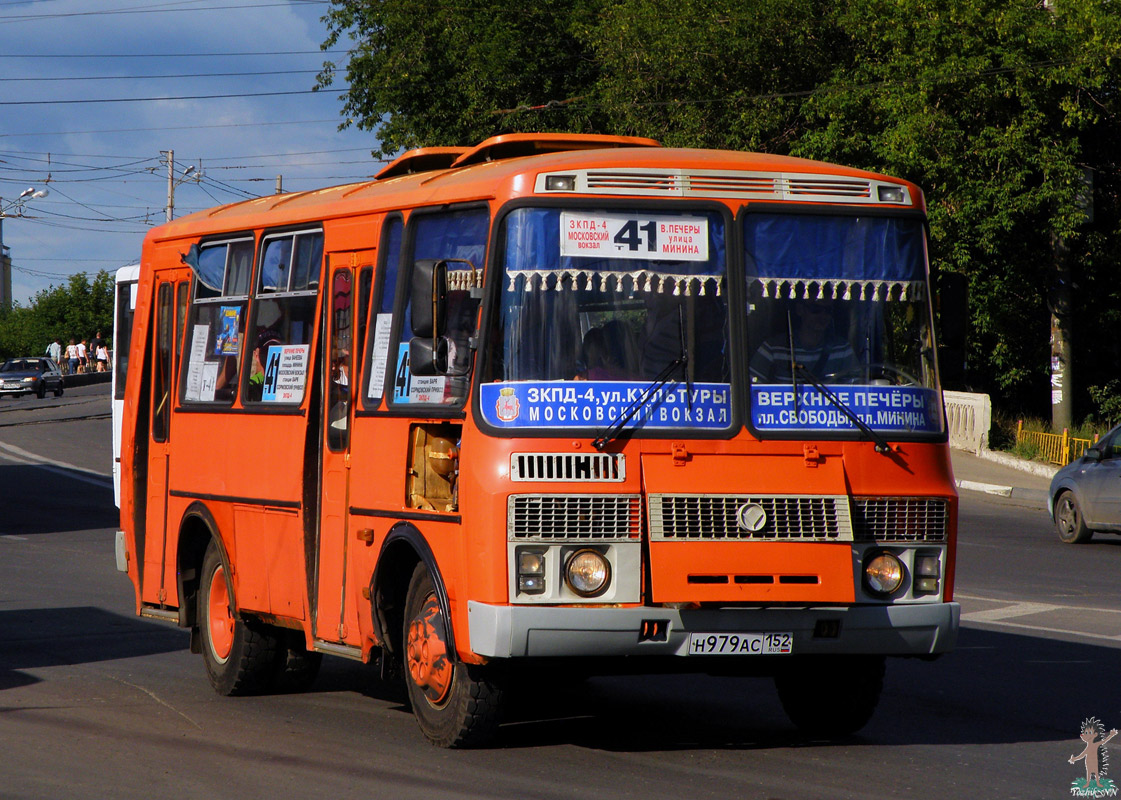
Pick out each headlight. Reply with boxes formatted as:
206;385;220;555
564;549;610;597
863;551;904;596
21;377;35;383
516;548;546;595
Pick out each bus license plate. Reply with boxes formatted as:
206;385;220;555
688;632;793;656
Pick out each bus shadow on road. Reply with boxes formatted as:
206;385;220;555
485;625;1119;751
0;463;118;535
0;606;188;691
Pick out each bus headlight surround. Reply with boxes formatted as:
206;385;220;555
564;549;611;597
863;550;905;596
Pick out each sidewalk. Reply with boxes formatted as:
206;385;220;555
949;447;1057;509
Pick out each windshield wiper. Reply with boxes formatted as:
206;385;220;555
792;362;893;455
592;307;690;452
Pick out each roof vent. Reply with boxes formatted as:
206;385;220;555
452;133;660;168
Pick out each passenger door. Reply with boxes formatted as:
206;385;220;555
314;257;363;643
143;272;190;606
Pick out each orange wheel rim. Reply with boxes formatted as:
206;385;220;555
207;564;234;663
406;593;453;705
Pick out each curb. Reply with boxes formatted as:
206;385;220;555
954;478;1049;508
956;479;1012;497
972;447;1061;479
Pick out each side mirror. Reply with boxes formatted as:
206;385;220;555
410;336;447;376
410;259;447;338
1086;447;1104;462
410;335;472;377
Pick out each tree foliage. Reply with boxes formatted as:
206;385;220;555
319;0;1121;418
0;271;115;360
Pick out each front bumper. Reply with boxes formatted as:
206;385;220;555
468;600;959;659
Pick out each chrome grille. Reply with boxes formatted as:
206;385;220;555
853;497;949;542
648;495;853;541
510;452;625;482
508;495;641;540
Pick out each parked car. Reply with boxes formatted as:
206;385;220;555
1049;423;1121;543
0;357;65;399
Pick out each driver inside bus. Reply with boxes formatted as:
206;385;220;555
749;299;858;384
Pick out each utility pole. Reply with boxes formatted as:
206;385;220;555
164;149;175;222
1050;168;1093;431
276;175;283;194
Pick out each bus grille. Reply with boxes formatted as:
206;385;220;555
575;170;884;203
508;495;641;540
510;452;625;482
852;497;949;542
648;495;853;541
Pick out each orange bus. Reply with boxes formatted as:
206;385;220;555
117;133;958;747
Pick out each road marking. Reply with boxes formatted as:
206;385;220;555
957;592;1121;644
0;440;112;489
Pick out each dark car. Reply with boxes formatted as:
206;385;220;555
0;357;65;399
1049;423;1121;543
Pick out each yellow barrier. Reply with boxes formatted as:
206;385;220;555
1015;421;1097;465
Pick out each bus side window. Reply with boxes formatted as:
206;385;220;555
364;215;402;407
394;208;488;407
243;229;322;405
181;236;253;405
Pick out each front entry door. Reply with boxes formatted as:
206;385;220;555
143;272;189;607
315;263;355;642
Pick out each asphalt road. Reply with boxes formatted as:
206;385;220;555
0;385;1115;800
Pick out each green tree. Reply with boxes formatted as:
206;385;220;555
792;0;1121;415
318;0;604;157
0;271;115;360
320;0;1121;418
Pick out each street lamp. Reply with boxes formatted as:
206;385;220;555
0;186;49;308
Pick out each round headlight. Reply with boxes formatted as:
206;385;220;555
864;551;904;596
564;549;610;597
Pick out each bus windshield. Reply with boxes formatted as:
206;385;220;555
480;207;732;433
745;212;943;438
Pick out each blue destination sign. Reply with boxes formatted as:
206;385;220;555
751;384;941;433
479;381;731;430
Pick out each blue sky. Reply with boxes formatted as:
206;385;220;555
0;0;379;303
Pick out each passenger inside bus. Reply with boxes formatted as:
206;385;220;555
749;298;858;384
576;321;637;381
246;330;280;402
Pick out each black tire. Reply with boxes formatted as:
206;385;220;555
198;540;282;696
402;563;502;748
54;383;64;397
1054;491;1093;544
35;382;45;399
774;655;885;738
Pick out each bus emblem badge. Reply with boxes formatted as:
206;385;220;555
496;387;520;422
736;503;768;533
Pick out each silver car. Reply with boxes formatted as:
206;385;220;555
0;357;65;399
1050;423;1121;543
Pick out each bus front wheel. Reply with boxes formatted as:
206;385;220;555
198;540;282;696
402;563;502;748
774;655;885;738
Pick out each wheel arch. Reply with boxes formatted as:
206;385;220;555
370;522;457;662
177;501;230;647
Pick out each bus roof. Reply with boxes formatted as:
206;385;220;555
147;134;923;245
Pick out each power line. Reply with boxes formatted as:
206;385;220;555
0;118;355;139
0;49;347;58
0;69;325;83
0;1;328;24
0;88;331;106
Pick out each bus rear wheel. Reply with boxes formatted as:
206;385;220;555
774;655;885;738
402;563;502;748
198;540;281;696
